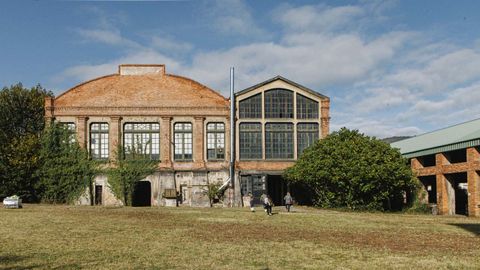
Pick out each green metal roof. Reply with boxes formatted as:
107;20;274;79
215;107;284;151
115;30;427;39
391;118;480;158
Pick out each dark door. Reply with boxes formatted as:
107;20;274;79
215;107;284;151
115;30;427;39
95;185;102;205
132;181;152;207
455;183;468;215
267;175;287;206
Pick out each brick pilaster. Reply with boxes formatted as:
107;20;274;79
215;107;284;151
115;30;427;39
160;116;172;166
193;116;205;166
76;116;88;148
436;173;448;215
467;147;480;216
320;99;330;138
109;116;122;161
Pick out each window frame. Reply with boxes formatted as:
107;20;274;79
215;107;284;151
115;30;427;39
296;93;319;119
206;122;225;161
239;122;263;160
90;122;109;160
264;89;294;119
297;123;319;156
123;122;160;160
265;122;294;160
174;122;193;161
239;93;262;119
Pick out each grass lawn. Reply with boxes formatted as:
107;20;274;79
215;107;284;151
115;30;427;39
1;205;480;269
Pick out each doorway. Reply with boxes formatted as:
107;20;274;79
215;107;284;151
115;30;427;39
94;185;103;205
132;181;151;207
445;173;468;215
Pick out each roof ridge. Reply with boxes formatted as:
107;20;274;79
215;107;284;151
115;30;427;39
393;117;480;145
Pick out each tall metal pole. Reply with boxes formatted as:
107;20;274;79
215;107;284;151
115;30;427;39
229;67;236;199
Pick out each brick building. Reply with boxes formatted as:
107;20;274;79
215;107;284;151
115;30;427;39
45;64;330;207
391;119;480;216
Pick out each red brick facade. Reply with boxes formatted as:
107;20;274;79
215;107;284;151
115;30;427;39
46;64;330;207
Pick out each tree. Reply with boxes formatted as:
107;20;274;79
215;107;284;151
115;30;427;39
107;145;157;206
37;123;97;204
284;128;417;211
206;182;222;207
0;83;53;201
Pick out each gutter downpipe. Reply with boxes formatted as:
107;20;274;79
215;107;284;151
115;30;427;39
229;67;236;206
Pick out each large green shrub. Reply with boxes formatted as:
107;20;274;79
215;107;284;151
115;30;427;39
284;128;417;211
37;123;97;204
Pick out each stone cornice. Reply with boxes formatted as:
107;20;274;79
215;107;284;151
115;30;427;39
52;106;229;117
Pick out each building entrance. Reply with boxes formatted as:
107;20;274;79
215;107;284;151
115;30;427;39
132;181;151;207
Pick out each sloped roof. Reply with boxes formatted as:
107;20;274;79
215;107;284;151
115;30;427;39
235;75;329;99
55;72;228;108
391;118;480;158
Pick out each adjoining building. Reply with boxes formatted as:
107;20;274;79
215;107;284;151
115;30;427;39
391;119;480;216
45;64;330;207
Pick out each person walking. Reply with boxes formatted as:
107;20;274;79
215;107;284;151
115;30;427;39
284;192;293;212
249;193;255;212
264;195;273;216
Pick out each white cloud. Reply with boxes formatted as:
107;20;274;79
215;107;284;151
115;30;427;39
150;36;193;53
207;0;268;38
53;2;480;139
275;4;364;33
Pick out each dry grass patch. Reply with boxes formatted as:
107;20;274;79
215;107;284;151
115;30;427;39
1;205;480;269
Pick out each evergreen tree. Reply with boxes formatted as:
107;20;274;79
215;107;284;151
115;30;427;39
285;128;418;211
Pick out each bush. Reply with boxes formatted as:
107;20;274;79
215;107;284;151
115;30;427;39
284;128;418;211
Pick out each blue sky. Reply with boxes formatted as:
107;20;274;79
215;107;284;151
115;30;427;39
1;0;480;138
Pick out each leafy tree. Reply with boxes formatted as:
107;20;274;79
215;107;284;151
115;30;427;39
107;145;157;206
206;182;222;207
37;123;97;204
284;128;417;211
0;83;53;201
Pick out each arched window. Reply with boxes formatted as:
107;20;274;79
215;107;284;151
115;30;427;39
207;123;225;160
297;94;319;119
264;89;294;118
239;93;262;118
265;123;293;159
124;123;160;160
90;123;109;160
174;123;193;161
239;123;262;159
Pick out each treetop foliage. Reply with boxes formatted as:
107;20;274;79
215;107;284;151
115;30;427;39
285;128;418;211
0;83;53;201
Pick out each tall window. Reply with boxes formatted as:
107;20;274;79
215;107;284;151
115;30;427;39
239;93;262;118
124;123;160;160
207;123;225;160
264;89;294;118
174;123;193;161
297;94;319;119
297;123;319;156
90;123;109;160
265;123;293;159
59;122;76;143
239;123;262;159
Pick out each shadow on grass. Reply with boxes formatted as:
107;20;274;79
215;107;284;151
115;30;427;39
0;254;84;270
449;223;480;236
